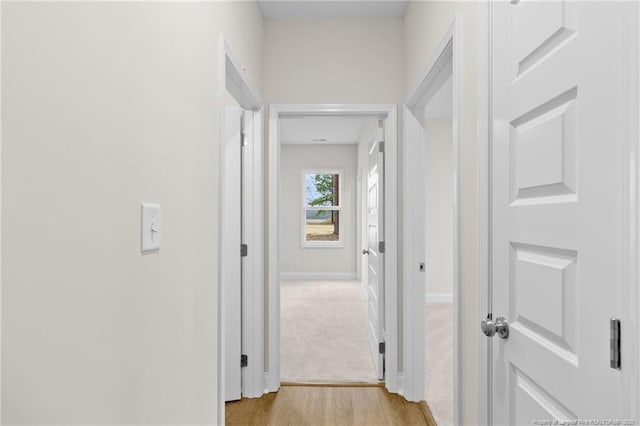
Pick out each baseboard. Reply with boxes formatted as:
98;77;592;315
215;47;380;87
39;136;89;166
425;292;453;303
280;272;357;281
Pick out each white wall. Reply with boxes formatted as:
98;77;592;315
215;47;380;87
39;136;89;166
263;16;404;371
424;119;454;296
404;2;480;423
263;18;404;104
1;2;263;424
280;144;357;276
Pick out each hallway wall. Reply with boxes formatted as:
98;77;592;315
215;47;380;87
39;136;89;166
1;2;263;424
404;2;480;424
280;144;357;276
262;18;403;104
263;17;405;370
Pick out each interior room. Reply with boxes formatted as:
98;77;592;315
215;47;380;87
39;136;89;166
279;116;380;383
422;75;454;426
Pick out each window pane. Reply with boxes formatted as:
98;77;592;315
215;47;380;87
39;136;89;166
304;173;340;207
305;210;340;241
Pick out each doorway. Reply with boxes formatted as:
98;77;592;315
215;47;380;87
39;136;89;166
403;18;461;422
267;104;399;393
278;116;376;383
217;36;264;424
422;73;454;425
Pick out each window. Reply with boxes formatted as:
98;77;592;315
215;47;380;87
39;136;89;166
302;170;343;247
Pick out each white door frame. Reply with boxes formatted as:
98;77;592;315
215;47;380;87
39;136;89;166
477;3;640;424
267;104;399;393
477;4;491;424
403;18;462;416
0;3;4;421
356;171;362;282
217;36;263;425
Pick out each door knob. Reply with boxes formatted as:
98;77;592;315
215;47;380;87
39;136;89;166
481;314;509;339
362;249;370;255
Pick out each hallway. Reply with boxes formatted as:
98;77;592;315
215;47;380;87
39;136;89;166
3;1;639;424
226;385;437;426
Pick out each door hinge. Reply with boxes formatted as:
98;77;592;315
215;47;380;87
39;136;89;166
379;141;385;153
378;342;385;355
610;318;621;370
241;244;248;257
378;241;385;253
241;133;248;147
241;354;248;368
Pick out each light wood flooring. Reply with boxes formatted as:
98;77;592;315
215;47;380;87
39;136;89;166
225;384;437;426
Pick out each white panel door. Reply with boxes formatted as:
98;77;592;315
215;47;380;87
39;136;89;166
222;105;242;401
490;2;629;423
367;121;385;380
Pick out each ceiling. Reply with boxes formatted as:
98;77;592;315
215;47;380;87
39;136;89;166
280;117;369;145
258;0;409;19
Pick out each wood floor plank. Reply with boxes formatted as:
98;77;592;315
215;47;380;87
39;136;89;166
225;386;438;426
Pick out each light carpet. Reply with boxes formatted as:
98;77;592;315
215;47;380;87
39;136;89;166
425;302;454;426
281;280;378;383
280;280;453;425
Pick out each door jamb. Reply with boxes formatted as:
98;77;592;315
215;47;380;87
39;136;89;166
403;17;462;419
356;171;362;282
477;3;491;425
267;104;398;393
217;35;263;425
623;1;640;420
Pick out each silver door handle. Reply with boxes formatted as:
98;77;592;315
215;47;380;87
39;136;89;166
362;249;370;255
480;314;509;339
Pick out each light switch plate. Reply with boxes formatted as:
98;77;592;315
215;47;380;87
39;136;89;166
141;203;161;252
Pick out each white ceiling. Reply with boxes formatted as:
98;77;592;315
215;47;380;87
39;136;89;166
280;117;369;145
258;0;409;19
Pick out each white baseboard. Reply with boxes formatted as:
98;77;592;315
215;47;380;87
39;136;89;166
425;292;453;304
280;272;357;281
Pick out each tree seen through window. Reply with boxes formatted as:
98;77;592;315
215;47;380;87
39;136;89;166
304;173;340;242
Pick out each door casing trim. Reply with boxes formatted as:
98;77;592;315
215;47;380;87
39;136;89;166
217;35;263;425
403;16;462;421
477;3;491;424
267;103;399;394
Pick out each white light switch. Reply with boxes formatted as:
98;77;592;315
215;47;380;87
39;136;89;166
141;203;161;252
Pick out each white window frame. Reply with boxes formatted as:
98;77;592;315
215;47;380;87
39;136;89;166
300;169;344;248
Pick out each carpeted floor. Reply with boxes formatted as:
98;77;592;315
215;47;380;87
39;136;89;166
425;302;454;426
280;280;453;425
281;280;378;382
